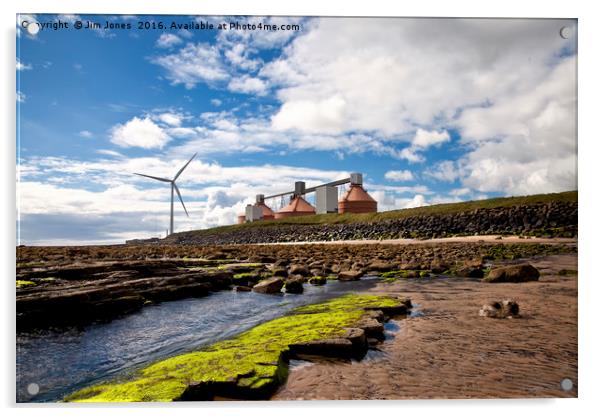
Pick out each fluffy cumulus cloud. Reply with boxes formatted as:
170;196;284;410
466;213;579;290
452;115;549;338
156;33;182;49
110;116;171;149
384;170;414;182
412;129;450;148
227;75;268;95
152;43;229;88
262;18;576;194
456;56;577;195
156;112;183;127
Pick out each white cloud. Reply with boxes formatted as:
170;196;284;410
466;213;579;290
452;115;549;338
398;147;424;163
152;43;229;89
227;75;268;95
156;33;182;48
110;116;171;149
271;96;346;134
372;191;428;212
224;43;260;71
17;91;26;103
17;59;32;71
412;129;450;148
157;112;182;126
268;18;575;138
425;160;462;182
384;170;414;182
449;187;471;197
79;130;93;138
210;98;222;106
456;56;577;195
403;194;428;208
96;149;123;158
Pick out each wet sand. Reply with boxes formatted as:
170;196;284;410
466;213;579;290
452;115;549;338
274;254;578;400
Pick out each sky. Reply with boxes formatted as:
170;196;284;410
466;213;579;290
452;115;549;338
16;15;577;245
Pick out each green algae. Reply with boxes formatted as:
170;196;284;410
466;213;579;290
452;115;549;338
16;280;36;288
233;272;259;279
308;276;327;285
379;270;424;280
64;294;402;402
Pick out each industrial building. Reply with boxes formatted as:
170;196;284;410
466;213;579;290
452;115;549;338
237;172;377;223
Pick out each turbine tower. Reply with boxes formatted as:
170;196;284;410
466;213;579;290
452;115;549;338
134;153;197;236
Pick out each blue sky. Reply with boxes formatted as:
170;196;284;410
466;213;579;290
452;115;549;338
16;15;577;244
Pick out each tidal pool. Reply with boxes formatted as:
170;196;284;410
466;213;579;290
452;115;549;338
17;278;378;402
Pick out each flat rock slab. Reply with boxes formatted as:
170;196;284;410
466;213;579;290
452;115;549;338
252;277;284;294
338;270;364;281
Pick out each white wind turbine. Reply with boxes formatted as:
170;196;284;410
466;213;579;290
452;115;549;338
134;153;197;236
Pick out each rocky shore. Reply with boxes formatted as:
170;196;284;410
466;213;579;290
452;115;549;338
16;241;576;331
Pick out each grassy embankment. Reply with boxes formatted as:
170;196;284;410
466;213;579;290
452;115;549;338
172;191;577;238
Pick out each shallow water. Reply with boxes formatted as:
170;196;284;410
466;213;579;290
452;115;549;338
16;278;377;403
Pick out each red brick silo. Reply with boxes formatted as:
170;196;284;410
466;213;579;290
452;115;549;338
274;196;316;219
338;184;377;213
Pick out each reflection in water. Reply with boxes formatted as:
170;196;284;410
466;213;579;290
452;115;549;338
17;279;376;402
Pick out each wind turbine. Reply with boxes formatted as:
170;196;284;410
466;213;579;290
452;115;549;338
134;153;197;236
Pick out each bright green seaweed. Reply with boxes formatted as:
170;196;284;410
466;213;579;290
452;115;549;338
64;294;402;402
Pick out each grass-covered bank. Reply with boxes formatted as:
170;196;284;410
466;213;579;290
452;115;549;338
64;294;407;402
176;191;576;234
163;191;577;245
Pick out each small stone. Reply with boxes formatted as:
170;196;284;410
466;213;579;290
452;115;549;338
479;299;520;318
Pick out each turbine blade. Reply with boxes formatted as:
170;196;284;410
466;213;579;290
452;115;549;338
134;173;171;183
173;153;197;181
173;183;189;217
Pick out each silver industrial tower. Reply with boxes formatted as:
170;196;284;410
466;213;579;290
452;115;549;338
134;153;197;235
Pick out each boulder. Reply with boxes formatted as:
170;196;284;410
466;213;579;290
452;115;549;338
483;264;540;283
479;300;520;318
456;266;484;278
430;260;449;274
366;261;396;272
233;285;252;292
338;270;364;281
252;277;284;294
308;276;327;286
288;264;310;277
271;267;288;278
283;276;304;294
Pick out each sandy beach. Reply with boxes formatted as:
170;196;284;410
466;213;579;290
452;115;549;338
274;254;577;399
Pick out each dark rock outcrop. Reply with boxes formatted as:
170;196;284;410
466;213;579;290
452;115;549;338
483;264;540;283
283;276;304;294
